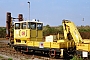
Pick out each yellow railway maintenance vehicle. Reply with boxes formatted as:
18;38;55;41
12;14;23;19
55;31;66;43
6;12;76;58
6;12;90;59
13;20;76;58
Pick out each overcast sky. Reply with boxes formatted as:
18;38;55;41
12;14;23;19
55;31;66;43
0;0;90;26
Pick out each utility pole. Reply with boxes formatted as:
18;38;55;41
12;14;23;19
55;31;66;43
82;18;84;26
27;1;30;20
83;18;84;21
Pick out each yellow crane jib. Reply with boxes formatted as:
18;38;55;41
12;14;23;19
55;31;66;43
62;20;83;44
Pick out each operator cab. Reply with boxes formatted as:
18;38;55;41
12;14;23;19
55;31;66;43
14;20;43;45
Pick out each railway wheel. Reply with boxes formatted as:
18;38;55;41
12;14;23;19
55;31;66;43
49;49;56;58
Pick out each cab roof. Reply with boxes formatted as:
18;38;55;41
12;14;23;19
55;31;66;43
14;20;43;24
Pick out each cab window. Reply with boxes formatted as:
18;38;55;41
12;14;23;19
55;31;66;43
37;23;43;30
22;22;26;29
28;22;30;29
15;23;20;29
31;22;36;29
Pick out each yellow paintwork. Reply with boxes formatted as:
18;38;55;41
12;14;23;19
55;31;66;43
83;39;90;43
27;41;34;46
76;43;90;52
30;30;36;38
14;29;30;44
37;30;43;39
34;41;40;47
76;39;90;52
62;20;82;43
26;40;75;49
51;42;60;48
43;42;51;48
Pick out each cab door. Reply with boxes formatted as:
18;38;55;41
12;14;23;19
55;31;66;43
30;22;37;41
14;23;21;38
37;23;43;41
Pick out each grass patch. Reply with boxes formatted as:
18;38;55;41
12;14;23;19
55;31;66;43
8;58;13;60
0;56;3;58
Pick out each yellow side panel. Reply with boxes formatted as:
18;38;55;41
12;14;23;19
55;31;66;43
34;42;39;47
30;38;42;42
26;41;33;46
36;38;43;42
76;43;89;51
51;42;60;48
37;30;43;38
43;42;51;48
31;30;36;37
34;42;51;48
30;38;37;41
